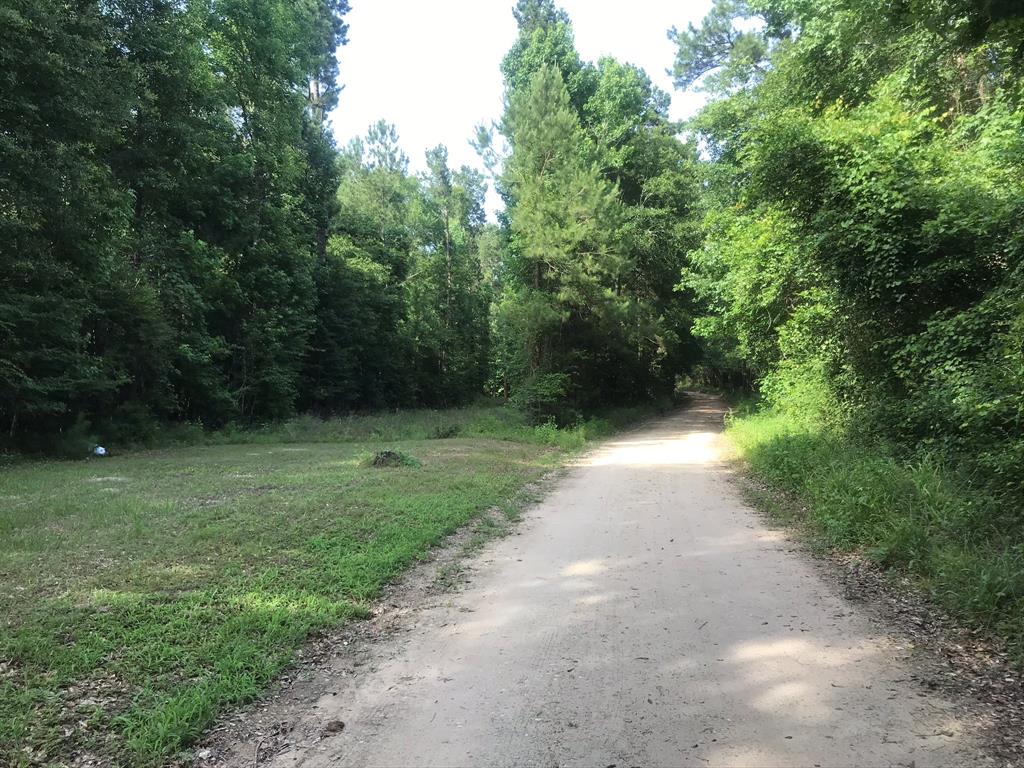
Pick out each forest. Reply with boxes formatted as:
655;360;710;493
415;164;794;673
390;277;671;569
1;0;702;452
3;0;1024;610
674;0;1024;652
5;0;1024;598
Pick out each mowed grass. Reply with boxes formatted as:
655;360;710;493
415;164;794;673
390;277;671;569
727;408;1024;663
0;403;619;766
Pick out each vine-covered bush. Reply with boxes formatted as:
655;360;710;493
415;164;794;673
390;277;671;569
679;0;1024;504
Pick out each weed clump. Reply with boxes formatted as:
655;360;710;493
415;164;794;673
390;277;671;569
365;449;420;468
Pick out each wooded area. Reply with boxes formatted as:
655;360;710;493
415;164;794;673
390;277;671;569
675;0;1024;659
679;0;1024;508
1;0;703;452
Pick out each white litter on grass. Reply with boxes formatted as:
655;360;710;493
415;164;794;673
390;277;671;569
93;445;107;456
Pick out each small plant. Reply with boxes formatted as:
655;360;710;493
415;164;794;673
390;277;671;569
363;449;421;468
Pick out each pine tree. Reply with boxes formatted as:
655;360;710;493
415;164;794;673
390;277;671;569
407;147;489;405
499;64;620;418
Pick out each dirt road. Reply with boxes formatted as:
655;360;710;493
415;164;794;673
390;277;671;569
220;395;995;767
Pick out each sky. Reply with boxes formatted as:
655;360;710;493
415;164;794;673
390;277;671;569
329;0;713;216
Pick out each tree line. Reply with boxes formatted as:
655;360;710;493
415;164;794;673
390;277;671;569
1;0;704;450
3;0;1022;482
2;0;353;447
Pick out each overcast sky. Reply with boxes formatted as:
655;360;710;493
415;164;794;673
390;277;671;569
329;0;712;215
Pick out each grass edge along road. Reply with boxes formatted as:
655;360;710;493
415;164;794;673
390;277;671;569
0;402;660;767
727;406;1024;667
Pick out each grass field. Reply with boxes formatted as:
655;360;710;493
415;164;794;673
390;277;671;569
0;403;649;766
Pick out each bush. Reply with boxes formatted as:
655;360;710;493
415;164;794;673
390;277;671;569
511;373;575;425
431;424;461;439
361;449;421;468
98;403;162;447
10;414;97;458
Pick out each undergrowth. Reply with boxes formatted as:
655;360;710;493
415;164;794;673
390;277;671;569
727;407;1024;663
16;399;670;460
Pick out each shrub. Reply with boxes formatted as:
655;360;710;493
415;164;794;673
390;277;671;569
362;449;421;468
511;373;575;425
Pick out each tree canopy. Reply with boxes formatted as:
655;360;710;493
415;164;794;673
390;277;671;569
677;0;1024;498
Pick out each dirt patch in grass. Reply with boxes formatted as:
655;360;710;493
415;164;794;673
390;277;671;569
188;484;280;507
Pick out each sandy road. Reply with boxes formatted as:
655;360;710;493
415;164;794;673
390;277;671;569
225;394;993;767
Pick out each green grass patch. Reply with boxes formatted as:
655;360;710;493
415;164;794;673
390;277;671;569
0;401;661;766
728;407;1024;662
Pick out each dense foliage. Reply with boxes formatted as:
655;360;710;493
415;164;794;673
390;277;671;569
2;0;352;446
2;0;703;450
7;0;1019;485
0;1;494;450
677;0;1024;501
300;124;491;413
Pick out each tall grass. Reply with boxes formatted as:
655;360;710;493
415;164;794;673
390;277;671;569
728;408;1024;661
41;400;667;457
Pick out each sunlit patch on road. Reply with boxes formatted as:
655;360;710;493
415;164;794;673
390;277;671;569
586;431;723;466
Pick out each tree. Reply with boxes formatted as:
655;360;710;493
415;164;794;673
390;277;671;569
668;0;780;93
501;0;597;116
301;126;415;412
495;2;705;418
586;58;703;399
406;147;490;404
499;64;621;417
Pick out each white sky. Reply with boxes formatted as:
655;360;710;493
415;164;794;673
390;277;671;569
329;0;712;216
